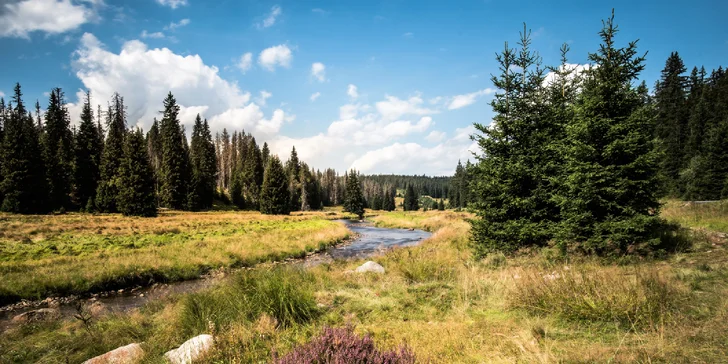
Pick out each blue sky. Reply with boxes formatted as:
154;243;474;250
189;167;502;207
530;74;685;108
1;0;727;175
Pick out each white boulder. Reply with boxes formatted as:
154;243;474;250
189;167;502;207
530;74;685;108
164;334;214;364
355;261;385;274
83;343;144;364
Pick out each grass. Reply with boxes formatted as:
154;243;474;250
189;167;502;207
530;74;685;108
0;210;351;304
1;203;728;362
662;199;728;233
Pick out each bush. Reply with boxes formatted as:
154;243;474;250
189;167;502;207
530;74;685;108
273;325;416;364
508;267;688;330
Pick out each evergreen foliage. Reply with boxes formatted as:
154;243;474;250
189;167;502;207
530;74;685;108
158;92;190;209
260;155;290;215
42;88;74;211
403;184;419;211
96;95;126;212
118;128;157;217
73;91;103;210
0;83;49;213
343;170;365;219
188;115;217;210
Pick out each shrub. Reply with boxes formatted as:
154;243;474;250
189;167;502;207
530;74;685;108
508;267;688;330
273;326;416;364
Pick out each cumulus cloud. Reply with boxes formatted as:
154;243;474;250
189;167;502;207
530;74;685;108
156;0;187;9
350;137;478;175
237;52;253;73
164;18;190;31
0;0;98;38
258;45;292;71
69;33;290;139
347;84;358;99
425;130;446;143
255;90;272;106
543;63;592;86
376;95;437;121
310;92;321;101
257;5;281;29
311;62;326;82
447;88;495;110
0;91;5;98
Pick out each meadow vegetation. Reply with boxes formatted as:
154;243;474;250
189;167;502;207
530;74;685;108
2;202;727;363
0;210;351;304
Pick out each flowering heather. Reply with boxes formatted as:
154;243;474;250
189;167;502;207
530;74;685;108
273;326;416;364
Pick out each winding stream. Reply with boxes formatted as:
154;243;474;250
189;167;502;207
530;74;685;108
0;219;431;331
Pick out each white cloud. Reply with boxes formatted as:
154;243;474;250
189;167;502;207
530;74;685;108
542;63;592;87
140;30;165;39
257;5;281;29
237;52;253;73
69;33;289;139
255;90;272;106
258;44;292;71
0;0;97;38
376;95;437;121
311;62;326;82
347;84;358;99
447;88;495;110
425;130;446;143
310;92;321;101
164;18;190;31
156;0;187;9
402;32;414;38
0;91;5;98
350;138;478;176
311;8;328;15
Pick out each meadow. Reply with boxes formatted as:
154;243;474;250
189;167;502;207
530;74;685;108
0;210;351;305
1;202;727;363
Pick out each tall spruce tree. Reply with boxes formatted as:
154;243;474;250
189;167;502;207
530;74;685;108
654;52;688;196
242;137;264;209
42;88;74;211
158;92;189;209
260;155;290;215
118;128;157;217
403;184;419;211
343;170;365;219
188;114;217;210
469;24;557;255
287;146;301;211
0;83;49;213
96;94;126;212
73;90;103;209
558;12;663;255
261;142;270;168
146;119;162;203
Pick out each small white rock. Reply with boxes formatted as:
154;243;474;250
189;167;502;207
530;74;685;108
355;261;385;274
164;334;214;364
83;343;144;364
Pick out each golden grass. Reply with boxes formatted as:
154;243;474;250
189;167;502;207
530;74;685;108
0;210;350;303
2;209;727;363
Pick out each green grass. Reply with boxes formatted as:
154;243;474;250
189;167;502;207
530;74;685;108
662;200;728;233
2;209;728;363
0;211;349;304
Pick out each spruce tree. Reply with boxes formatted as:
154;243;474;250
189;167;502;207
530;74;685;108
0;83;49;213
118;128;157;217
188;114;217;210
287;146;301;211
42;88;75;211
654;52;688;196
242;137;264;209
404;184;419;211
96;95;126;212
261;142;270;169
343;170;365;219
438;199;445;211
73;91;103;209
146;119;162;203
469;24;560;256
558;12;663;255
260;155;290;215
158;92;189;209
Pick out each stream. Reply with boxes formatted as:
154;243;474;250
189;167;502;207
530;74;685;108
0;219;431;331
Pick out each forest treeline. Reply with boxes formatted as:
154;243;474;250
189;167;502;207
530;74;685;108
450;11;728;257
0;84;453;216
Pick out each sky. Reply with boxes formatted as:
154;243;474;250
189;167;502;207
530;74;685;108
1;0;727;176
